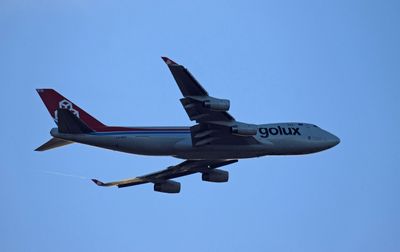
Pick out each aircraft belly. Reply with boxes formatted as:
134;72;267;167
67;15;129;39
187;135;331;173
51;130;327;158
121;135;184;155
51;132;187;156
176;137;324;159
174;145;268;160
260;137;328;155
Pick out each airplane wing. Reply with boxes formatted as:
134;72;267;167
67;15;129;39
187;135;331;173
162;57;235;123
92;159;238;192
162;57;258;146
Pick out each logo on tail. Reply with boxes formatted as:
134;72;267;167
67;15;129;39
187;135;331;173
54;99;79;123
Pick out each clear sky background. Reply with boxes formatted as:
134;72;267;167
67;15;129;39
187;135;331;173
1;0;399;251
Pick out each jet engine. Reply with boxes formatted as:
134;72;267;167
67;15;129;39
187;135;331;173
203;98;230;111
202;169;229;183
154;180;181;193
231;124;257;136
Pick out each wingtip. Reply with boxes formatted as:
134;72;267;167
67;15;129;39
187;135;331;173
161;56;178;66
91;179;105;186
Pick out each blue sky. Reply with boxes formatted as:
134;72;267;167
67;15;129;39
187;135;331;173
1;0;399;251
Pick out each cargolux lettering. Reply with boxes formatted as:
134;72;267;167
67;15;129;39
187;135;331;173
259;126;301;138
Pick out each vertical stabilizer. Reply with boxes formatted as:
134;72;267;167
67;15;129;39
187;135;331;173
36;89;105;130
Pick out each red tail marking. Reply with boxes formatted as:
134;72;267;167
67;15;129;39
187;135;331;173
36;89;105;130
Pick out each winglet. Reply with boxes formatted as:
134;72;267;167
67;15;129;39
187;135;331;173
91;179;105;186
161;56;178;66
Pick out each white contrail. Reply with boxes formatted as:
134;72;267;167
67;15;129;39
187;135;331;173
39;170;88;180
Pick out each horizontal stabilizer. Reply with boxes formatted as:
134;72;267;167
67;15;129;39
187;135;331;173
35;137;73;151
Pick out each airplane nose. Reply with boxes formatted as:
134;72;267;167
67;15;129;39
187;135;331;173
327;134;340;147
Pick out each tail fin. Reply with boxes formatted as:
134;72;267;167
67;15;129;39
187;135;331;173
36;89;105;130
57;109;94;134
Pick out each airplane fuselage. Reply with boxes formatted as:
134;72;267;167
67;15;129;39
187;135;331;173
51;122;340;160
35;57;340;193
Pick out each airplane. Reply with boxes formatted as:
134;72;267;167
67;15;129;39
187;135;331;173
35;57;340;193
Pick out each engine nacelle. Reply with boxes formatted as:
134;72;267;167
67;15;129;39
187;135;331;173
202;169;229;183
203;98;230;111
154;180;181;193
231;124;257;136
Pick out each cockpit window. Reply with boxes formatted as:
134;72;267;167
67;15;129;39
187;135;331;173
313;124;319;128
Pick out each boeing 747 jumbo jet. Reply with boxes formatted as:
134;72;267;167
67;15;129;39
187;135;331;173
36;57;340;193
